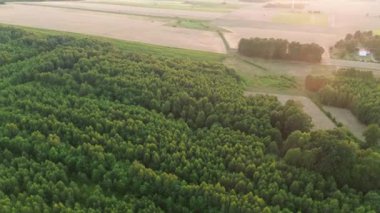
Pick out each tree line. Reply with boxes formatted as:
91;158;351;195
238;37;325;63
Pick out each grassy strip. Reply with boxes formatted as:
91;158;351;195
308;93;342;127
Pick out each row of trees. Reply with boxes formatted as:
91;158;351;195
0;26;379;211
238;37;325;63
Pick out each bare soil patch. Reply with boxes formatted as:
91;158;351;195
0;4;226;53
22;1;225;20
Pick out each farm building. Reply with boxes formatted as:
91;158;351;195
358;49;370;57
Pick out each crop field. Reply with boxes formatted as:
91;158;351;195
272;12;329;27
0;3;226;53
85;0;240;12
19;1;225;20
323;106;367;141
23;25;224;62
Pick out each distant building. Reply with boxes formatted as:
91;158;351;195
359;49;370;57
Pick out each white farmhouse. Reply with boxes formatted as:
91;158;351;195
358;49;370;57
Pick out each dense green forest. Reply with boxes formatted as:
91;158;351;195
238;38;324;63
0;26;380;212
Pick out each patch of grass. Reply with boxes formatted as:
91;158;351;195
272;12;328;27
248;75;298;89
171;19;212;31
4;24;224;62
170;19;226;32
374;29;380;36
223;54;300;92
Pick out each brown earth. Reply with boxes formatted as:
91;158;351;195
0;3;226;53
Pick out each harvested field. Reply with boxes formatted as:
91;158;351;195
245;92;336;130
323;106;367;141
85;0;240;12
22;1;225;20
0;4;226;53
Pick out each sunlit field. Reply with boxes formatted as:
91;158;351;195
272;12;329;27
86;0;240;12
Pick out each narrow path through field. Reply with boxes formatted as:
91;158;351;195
244;91;336;130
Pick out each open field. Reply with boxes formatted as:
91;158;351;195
272;12;329;27
19;1;225;20
85;0;240;12
0;3;226;53
323;106;367;141
245;92;336;130
7;24;224;62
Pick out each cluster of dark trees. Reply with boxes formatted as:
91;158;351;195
334;30;380;60
238;37;325;63
0;26;379;212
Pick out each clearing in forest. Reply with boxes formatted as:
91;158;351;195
245;92;336;131
323;106;366;141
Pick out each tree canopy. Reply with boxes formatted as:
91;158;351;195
0;26;379;212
